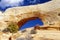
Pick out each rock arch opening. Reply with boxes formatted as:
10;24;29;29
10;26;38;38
17;17;43;29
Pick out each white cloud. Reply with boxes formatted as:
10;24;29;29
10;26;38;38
3;0;24;4
0;0;24;8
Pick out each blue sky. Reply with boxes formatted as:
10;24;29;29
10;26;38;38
20;18;43;30
0;0;51;12
0;0;51;30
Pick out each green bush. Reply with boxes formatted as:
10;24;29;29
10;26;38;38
7;22;19;33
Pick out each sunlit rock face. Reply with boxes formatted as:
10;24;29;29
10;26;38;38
0;0;51;12
12;26;60;40
0;32;12;40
